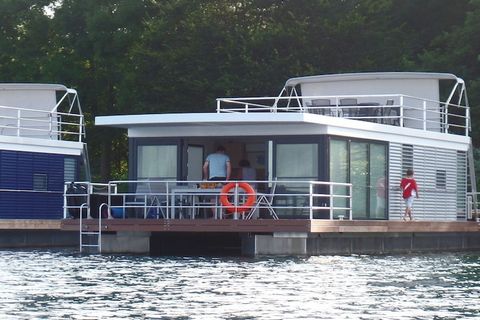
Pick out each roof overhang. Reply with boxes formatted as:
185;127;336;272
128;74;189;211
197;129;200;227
96;112;470;151
0;83;68;91
285;72;461;87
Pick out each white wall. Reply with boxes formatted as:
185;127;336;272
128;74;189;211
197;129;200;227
0;88;58;138
301;78;441;131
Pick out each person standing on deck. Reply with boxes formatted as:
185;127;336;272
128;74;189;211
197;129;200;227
400;169;419;221
203;145;231;182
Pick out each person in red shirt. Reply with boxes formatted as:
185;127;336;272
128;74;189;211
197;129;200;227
400;169;419;221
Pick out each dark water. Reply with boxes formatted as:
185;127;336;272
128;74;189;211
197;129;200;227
0;250;479;319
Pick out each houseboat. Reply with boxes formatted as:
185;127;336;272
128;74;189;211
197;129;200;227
0;84;88;219
63;72;480;255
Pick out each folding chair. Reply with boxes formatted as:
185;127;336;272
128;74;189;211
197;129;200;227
246;181;279;220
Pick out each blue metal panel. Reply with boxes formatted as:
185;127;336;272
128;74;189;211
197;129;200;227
1;151;18;189
17;152;33;189
0;150;66;219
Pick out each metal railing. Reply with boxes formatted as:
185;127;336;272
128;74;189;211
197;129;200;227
216;94;470;136
63;182;112;219
0;104;84;141
466;192;479;221
64;180;353;220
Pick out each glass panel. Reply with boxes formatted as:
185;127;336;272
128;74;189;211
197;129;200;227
275;143;318;217
276;144;318;179
33;174;48;191
369;144;387;219
64;158;76;182
351;142;368;219
187;146;203;181
330;139;348;218
137;145;177;179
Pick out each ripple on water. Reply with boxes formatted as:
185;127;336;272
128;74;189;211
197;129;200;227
0;250;479;319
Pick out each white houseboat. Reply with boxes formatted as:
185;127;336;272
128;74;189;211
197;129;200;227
64;72;480;255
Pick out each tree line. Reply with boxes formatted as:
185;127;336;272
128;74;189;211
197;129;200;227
1;0;479;181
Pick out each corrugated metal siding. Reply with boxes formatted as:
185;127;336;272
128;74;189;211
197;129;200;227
389;143;461;221
0;150;68;219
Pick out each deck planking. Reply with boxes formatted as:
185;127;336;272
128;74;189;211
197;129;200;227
59;219;480;234
1;219;478;234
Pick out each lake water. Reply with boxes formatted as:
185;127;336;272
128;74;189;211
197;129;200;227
0;250;479;319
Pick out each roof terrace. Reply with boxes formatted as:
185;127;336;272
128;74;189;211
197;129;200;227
216;72;470;136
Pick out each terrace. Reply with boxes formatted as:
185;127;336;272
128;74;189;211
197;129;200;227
0;84;84;142
216;93;469;136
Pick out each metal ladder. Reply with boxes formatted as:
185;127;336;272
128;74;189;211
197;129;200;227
79;203;106;253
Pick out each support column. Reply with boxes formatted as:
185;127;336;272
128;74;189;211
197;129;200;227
242;232;308;256
101;231;151;253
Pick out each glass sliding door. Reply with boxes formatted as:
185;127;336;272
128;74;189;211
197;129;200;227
329;139;349;218
329;138;387;220
350;142;368;219
370;144;387;219
275;143;318;217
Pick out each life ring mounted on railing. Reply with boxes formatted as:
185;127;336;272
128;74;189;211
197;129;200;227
220;182;256;213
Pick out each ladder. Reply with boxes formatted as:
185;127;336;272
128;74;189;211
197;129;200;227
79;203;105;253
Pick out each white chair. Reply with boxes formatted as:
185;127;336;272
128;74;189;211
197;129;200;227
246;181;279;220
125;181;167;219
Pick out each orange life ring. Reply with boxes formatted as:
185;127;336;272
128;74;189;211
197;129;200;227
220;182;256;213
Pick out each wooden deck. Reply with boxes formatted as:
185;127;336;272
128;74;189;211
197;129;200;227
57;219;480;233
1;219;478;234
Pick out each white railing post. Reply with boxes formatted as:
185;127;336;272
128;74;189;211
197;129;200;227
465;107;470;136
329;184;333;220
63;183;68;218
233;182;239;220
216;99;221;113
48;113;53;139
309;183;313;219
166;182;170;219
399;96;404;127
349;184;353;220
16;109;21;136
423;100;427;130
79;115;84;142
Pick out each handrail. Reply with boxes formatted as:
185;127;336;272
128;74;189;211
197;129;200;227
0;99;84;142
65;179;353;221
216;93;470;136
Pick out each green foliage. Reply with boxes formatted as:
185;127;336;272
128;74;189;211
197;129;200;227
0;0;478;180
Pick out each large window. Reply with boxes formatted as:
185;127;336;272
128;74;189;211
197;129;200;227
276;143;318;179
275;143;318;217
137;145;177;179
329;138;387;220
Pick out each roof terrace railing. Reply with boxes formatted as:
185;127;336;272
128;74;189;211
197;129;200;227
0;88;85;142
64;180;353;221
216;94;470;136
0;104;84;141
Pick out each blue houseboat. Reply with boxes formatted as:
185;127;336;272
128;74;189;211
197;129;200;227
0;84;87;219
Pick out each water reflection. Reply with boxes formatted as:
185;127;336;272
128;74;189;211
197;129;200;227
0;250;479;319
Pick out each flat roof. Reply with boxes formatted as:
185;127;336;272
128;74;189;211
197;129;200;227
0;83;68;91
95;112;307;128
285;72;461;87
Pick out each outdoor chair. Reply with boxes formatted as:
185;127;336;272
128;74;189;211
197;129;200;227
246;181;279;220
384;99;400;126
339;98;358;118
309;99;331;116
